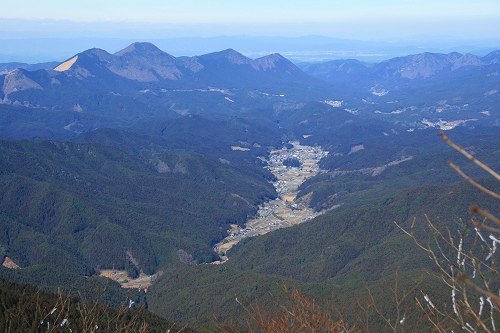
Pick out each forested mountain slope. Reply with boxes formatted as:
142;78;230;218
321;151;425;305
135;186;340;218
0;277;195;332
226;179;500;282
1;43;500;330
0;139;276;276
144;178;500;326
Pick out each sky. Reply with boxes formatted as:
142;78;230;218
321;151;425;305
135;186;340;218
1;0;500;40
1;0;499;63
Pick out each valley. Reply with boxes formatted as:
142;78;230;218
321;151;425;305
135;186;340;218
214;141;328;262
1;42;500;330
97;141;328;284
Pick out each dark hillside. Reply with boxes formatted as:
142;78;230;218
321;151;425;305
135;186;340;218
148;183;482;328
143;178;498;327
0;277;194;332
226;179;500;283
0;139;276;275
0;264;140;308
294;127;500;212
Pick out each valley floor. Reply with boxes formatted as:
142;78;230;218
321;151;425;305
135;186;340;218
214;141;328;262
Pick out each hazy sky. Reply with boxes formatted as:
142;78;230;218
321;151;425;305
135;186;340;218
1;0;500;40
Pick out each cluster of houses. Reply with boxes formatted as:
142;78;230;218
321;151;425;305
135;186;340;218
214;141;328;259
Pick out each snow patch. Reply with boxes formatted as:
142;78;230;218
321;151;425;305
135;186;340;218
370;85;389;96
371;90;389;96
324;100;343;107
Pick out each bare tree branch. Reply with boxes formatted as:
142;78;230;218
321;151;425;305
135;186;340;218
440;132;500;183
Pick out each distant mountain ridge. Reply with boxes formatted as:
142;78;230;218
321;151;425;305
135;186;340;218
0;42;321;118
51;42;311;84
2;44;497;100
1;43;499;141
296;50;500;128
2;45;498;84
0;61;59;74
373;51;497;79
299;50;500;83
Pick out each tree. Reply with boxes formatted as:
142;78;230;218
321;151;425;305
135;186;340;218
211;285;358;333
399;132;500;332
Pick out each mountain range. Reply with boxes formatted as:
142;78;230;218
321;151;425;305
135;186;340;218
49;42;313;85
299;50;500;82
1;41;500;329
1;43;499;140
